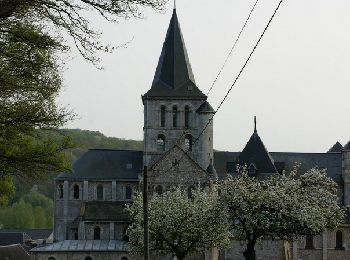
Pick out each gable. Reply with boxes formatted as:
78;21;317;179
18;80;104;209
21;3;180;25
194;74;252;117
149;145;209;185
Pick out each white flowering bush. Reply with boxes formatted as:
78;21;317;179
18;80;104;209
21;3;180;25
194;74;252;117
126;187;231;260
219;167;344;260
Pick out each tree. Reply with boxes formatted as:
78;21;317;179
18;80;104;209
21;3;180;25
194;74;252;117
219;168;344;260
0;0;167;64
127;187;230;260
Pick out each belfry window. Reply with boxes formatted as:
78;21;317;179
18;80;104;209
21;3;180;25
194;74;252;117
160;105;166;127
185;106;190;128
172;106;178;127
93;227;100;240
73;184;80;199
97;184;103;200
58;184;63;199
184;134;193;151
157;135;166;152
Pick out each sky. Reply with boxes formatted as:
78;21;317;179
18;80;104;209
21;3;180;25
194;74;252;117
58;0;350;153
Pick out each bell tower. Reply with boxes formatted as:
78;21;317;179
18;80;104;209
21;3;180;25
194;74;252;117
142;8;214;170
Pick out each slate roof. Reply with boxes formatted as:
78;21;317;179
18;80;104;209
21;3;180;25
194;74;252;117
328;142;343;153
344;141;350;150
30;240;128;252
143;9;206;100
196;101;215;113
82;202;130;222
56;149;143;180
213;151;343;184
237;131;278;175
0;229;52;241
0;244;29;260
0;232;28;246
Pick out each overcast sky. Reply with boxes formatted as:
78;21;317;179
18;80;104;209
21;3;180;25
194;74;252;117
58;0;350;153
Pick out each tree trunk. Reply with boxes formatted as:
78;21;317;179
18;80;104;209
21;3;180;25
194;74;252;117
243;241;256;260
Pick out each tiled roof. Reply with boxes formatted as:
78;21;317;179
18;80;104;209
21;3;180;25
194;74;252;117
30;240;128;252
0;229;52;241
56;149;143;180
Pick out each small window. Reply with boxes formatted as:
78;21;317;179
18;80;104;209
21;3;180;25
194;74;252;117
121;257;129;260
184;134;193;151
155;185;163;195
48;257;56;260
73;184;80;199
305;234;314;249
185;106;190;128
85;257;93;260
172;106;178;127
248;164;256;176
94;227;100;240
160;105;166;127
123;227;129;241
97;184;103;200
336;230;345;250
126;185;132;200
126;163;133;169
157;135;165;152
58;184;63;199
71;228;78;240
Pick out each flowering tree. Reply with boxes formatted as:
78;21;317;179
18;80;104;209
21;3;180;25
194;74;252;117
220;168;344;260
127;187;230;260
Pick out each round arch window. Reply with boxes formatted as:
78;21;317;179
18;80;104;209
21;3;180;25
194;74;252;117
121;257;129;260
85;257;93;260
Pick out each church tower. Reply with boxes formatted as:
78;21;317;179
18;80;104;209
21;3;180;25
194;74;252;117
142;8;214;170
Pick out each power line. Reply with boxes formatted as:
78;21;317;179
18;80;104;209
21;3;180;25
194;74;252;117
206;0;260;96
161;0;286;173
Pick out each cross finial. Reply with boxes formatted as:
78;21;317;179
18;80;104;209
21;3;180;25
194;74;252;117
254;116;257;133
174;0;176;9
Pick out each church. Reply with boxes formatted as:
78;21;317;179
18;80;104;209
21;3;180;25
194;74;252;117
30;7;350;260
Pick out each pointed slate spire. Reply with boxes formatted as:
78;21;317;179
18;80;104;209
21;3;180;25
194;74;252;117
144;9;206;99
327;142;343;153
344;141;350;151
238;118;278;175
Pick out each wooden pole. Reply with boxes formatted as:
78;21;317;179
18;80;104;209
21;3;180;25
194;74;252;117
143;165;150;260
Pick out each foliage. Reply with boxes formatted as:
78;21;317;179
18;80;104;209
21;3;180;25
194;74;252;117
0;191;53;229
0;18;73;205
127;187;230;260
0;0;167;65
219;167;344;260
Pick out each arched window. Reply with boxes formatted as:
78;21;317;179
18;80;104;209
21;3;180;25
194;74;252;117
73;184;80;199
248;164;256;176
58;184;63;199
93;227;100;240
184;134;193;151
48;257;56;260
157;134;165;152
305;234;314;249
185;105;190;128
172;106;178;127
155;185;163;195
97;184;103;200
336;230;345;250
85;257;93;260
160;105;166;127
126;185;132;200
121;257;129;260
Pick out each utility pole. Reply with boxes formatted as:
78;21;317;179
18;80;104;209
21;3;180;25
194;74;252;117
143;165;150;260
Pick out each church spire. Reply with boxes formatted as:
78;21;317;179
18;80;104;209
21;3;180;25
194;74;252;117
144;8;206;99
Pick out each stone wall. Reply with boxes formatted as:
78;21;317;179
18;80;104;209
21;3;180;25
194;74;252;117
31;252;141;260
